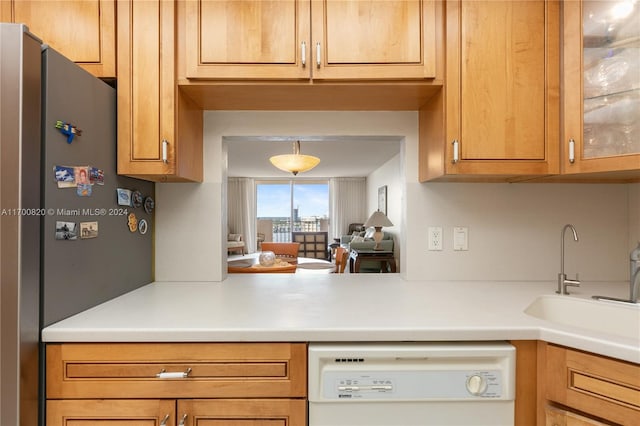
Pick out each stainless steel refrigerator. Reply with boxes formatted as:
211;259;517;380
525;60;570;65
0;24;154;426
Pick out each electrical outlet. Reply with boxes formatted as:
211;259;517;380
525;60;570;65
428;227;443;251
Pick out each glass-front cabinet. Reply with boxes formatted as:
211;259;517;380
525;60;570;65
563;0;640;177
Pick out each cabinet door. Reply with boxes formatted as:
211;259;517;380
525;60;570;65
419;0;560;181
184;0;310;79
178;399;306;426
0;0;115;78
311;0;436;79
545;344;640;425
117;0;203;182
47;399;175;426
545;405;609;425
562;0;640;177
448;0;559;177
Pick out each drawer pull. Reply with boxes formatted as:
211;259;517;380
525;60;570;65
160;414;170;426
179;414;188;426
156;367;192;379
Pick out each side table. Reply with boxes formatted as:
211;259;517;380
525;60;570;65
349;249;397;273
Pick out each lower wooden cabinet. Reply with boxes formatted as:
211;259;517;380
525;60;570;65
179;399;306;425
47;399;174;426
542;343;640;426
46;343;307;426
47;399;306;426
544;405;608;426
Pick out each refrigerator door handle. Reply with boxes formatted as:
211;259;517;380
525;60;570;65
162;139;169;163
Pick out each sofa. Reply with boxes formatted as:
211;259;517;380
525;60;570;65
340;228;394;272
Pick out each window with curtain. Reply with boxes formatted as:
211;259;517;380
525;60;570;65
227;177;256;252
329;177;367;240
256;180;329;242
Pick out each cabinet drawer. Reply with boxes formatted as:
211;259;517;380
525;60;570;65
545;344;640;425
47;343;307;399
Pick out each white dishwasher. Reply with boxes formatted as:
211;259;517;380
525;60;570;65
308;342;516;426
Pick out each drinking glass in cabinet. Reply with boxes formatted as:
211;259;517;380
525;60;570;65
581;0;639;159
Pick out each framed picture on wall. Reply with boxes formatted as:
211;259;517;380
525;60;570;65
378;185;387;215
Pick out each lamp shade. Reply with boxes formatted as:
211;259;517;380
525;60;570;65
364;210;393;228
269;141;320;175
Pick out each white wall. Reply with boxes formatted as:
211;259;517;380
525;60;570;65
406;182;629;282
155;111;634;284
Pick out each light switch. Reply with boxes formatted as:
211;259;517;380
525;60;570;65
453;227;468;251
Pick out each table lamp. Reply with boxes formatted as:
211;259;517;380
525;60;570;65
364;210;393;250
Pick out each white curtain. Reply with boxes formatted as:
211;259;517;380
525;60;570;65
227;177;257;253
329;177;367;240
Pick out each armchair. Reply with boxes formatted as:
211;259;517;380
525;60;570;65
227;233;245;255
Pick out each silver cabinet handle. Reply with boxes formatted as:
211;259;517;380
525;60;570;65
160;414;170;426
301;41;306;67
179;414;188;426
162;139;169;164
451;139;459;164
156;367;192;379
568;138;575;163
316;42;321;68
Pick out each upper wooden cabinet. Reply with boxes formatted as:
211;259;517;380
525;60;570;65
419;0;559;182
561;0;640;180
117;0;203;182
183;0;436;81
311;0;436;79
0;0;116;78
184;0;310;79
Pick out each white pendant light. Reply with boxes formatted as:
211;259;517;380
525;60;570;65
269;140;320;176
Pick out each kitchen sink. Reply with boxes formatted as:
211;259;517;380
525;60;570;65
524;295;640;340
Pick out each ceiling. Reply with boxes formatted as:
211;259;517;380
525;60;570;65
225;136;402;178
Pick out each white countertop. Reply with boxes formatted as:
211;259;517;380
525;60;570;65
42;275;640;363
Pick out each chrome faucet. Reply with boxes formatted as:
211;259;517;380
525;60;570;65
593;242;640;304
557;224;580;295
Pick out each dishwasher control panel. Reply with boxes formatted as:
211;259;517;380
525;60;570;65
325;370;504;401
308;342;516;403
336;377;394;394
